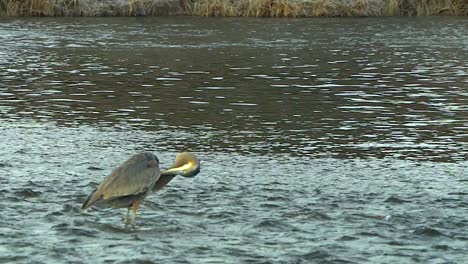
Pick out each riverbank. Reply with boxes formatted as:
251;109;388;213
0;0;467;17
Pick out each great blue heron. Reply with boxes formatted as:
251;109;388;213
82;151;200;225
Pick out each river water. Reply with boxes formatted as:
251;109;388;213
0;17;467;263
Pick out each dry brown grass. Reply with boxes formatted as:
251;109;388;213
0;0;467;16
192;0;377;17
0;0;85;16
382;0;468;16
0;0;180;16
191;0;306;17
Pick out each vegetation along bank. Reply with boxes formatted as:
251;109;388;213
1;0;467;17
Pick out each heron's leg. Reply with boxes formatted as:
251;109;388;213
124;208;131;225
131;199;142;225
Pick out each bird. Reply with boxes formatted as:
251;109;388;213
82;151;201;225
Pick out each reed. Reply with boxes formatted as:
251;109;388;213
191;0;375;17
0;0;180;16
0;0;83;16
382;0;468;16
127;0;180;16
192;0;467;17
0;0;467;16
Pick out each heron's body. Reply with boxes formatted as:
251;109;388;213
82;151;200;225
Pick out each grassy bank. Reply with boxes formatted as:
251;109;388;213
0;0;181;16
1;0;467;17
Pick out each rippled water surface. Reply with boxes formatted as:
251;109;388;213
1;17;467;263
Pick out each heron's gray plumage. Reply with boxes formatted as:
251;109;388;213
82;151;201;225
82;152;160;209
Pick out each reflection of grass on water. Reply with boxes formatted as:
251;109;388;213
0;0;467;17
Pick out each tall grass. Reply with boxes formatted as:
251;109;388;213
0;0;90;16
382;0;468;15
0;0;467;17
0;0;181;16
191;0;315;17
191;0;358;17
192;0;467;17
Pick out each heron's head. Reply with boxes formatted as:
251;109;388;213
161;152;200;178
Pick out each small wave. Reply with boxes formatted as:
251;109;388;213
338;235;358;241
25;180;45;188
266;196;289;202
448;192;468;196
46;210;65;217
297;250;353;263
384;196;410;204
52;222;98;237
413;227;449;237
13;188;41;198
282;209;332;221
87;166;104;171
386;240;408;246
97;223;136;234
431;244;452;250
252;219;301;232
207;211;236;220
357;231;386;238
259;202;282;208
61;203;83;213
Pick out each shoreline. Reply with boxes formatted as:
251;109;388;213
1;0;467;17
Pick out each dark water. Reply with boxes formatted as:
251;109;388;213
1;17;467;263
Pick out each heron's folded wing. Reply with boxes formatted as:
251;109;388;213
83;152;160;208
101;152;160;199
